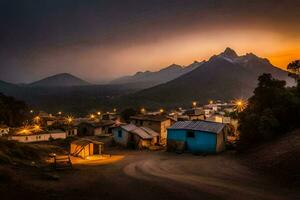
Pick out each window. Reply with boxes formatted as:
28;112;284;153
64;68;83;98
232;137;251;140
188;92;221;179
187;131;195;138
118;130;122;137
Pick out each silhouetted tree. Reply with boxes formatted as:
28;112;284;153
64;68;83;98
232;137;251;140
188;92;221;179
0;93;28;127
120;108;138;123
237;74;300;151
287;60;300;82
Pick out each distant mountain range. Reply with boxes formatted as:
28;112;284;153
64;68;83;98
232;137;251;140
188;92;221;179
0;48;293;113
29;73;90;87
110;61;204;87
120;48;292;108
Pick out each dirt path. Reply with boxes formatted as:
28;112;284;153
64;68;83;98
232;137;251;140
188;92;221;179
1;150;298;200
123;152;297;200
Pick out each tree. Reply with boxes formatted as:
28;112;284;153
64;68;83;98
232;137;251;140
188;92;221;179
287;60;300;82
120;108;138;123
237;73;300;151
0;93;29;127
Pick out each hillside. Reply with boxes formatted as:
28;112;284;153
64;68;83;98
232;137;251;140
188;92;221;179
0;48;292;112
120;48;291;108
29;73;90;87
242;129;300;186
0;82;138;115
110;62;203;87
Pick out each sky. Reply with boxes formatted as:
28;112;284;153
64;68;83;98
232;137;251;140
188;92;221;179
0;0;300;83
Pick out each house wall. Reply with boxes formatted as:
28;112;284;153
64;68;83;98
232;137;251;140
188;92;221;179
160;119;171;144
94;127;102;136
78;123;100;136
167;129;219;153
67;129;77;137
10;132;66;143
189;115;205;121
0;128;9;136
78;144;90;158
70;143;96;158
131;119;171;145
216;130;226;153
136;137;151;149
113;127;129;146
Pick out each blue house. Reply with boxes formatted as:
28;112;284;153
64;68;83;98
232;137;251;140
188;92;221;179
113;124;159;149
167;121;228;153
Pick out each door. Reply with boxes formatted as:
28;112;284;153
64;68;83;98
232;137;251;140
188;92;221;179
93;144;100;155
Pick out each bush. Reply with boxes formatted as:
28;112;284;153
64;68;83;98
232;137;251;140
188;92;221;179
237;74;300;151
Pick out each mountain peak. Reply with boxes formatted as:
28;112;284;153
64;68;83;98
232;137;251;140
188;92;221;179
30;73;90;87
220;47;238;59
160;64;182;71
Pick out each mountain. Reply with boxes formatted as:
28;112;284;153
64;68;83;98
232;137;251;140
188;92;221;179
121;48;292;108
0;48;293;113
110;62;204;87
29;73;90;87
0;80;19;94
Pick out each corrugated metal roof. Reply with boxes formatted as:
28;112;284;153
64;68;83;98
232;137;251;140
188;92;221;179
131;128;153;139
72;139;104;146
121;124;158;139
140;127;159;137
121;124;137;132
168;121;225;134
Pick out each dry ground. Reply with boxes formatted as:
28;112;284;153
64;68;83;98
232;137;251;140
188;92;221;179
0;149;299;200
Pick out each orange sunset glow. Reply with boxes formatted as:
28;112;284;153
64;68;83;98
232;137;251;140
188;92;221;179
1;0;299;83
1;1;300;200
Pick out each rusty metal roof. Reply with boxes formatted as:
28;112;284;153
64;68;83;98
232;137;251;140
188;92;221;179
168;121;225;134
71;139;104;146
121;124;159;139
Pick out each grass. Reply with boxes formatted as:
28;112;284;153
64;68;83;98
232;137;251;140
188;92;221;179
0;138;66;165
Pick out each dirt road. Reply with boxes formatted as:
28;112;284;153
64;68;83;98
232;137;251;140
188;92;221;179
1;150;298;200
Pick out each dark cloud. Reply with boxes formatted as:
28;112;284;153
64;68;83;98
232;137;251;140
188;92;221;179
1;0;300;83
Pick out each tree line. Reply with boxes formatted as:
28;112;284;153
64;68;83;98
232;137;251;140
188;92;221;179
238;60;300;151
0;93;28;127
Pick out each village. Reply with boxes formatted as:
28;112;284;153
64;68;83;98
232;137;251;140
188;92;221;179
0;100;243;160
2;98;298;200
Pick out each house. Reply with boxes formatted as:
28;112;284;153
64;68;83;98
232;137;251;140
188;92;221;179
0;125;9;136
101;112;119;121
181;108;205;121
70;139;104;159
64;126;78;137
77;120;115;136
9;129;67;143
206;114;231;124
167;121;228;153
113;124;159;149
130;115;173;145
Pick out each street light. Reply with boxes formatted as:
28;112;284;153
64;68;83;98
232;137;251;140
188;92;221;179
34;116;40;123
33;124;42;132
235;99;247;112
66;116;73;124
192;101;197;107
159;108;164;113
97;112;101;115
141;108;145;114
